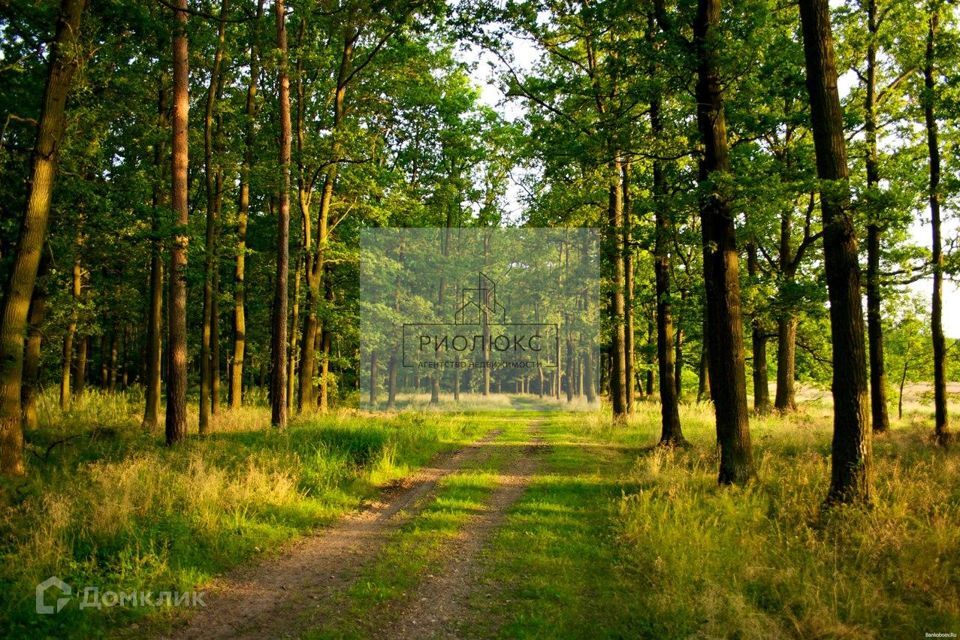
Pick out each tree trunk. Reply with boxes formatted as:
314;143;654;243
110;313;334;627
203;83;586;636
864;0;889;433
299;29;353;414
200;0;228;435
108;331;118;392
231;2;263;410
143;85;166;429
144;247;163;426
925;7;949;445
774;314;797;411
584;349;596;403
695;0;754;484
0;0;85;475
75;335;87;395
99;334;108;388
799;0;873;503
622;162;635;412
288;252;301;412
121;326;129;389
271;0;291;429
386;352;397;409
454;356;460;402
22;261;48;432
675;318;683;399
318;325;331;411
747;244;771;415
61;252;81;409
898;359;907;420
606;157;628;420
697;331;710;403
166;0;189;446
652;88;684;445
369;352;378;407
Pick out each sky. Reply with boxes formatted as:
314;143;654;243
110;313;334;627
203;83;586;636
456;31;960;338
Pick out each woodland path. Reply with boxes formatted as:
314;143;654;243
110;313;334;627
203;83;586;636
160;419;548;640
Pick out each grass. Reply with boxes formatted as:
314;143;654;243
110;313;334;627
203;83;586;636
614;401;960;639
462;402;959;639
2;388;958;639
459;414;647;639
301;417;536;639
0;389;496;639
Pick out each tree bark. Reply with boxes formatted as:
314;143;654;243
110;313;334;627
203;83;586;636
271;0;292;428
774;314;798;411
0;0;85;474
864;0;889;433
606;157;628;420
22;259;48;432
747;244;771;415
697;326;710;403
200;0;228;434
925;7;949;445
622;162;635;412
694;0;754;484
299;29;354;413
166;0;189;446
651;87;684;444
61;251;81;409
231;1;264;410
799;0;873;503
386;352;397;409
108;331;118;392
75;335;87;395
143;84;167;429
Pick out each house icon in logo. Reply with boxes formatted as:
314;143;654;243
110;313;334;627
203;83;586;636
455;272;506;325
36;576;71;614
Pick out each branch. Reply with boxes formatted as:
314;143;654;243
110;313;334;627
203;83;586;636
797;339;831;366
154;0;257;23
877;66;916;104
487;45;595;138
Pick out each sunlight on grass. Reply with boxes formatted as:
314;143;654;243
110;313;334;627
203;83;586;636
0;390;494;639
614;402;960;639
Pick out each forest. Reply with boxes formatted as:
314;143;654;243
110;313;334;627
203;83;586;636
0;0;958;637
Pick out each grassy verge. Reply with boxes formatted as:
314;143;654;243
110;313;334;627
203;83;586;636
0;390;496;639
615;401;960;639
462;404;960;639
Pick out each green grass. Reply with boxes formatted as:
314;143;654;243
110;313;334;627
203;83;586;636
414;403;960;639
303;417;532;639
614;401;960;639
461;415;643;639
0;390;497;639
2;391;959;639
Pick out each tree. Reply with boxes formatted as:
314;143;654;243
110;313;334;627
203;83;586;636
143;83;167;430
694;0;755;484
232;0;265;409
649;14;684;444
924;2;950;445
200;0;230;434
166;0;190;446
0;0;86;475
271;0;292;429
798;0;873;503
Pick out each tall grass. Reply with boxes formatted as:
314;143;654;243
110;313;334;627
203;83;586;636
613;401;960;639
0;389;488;638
